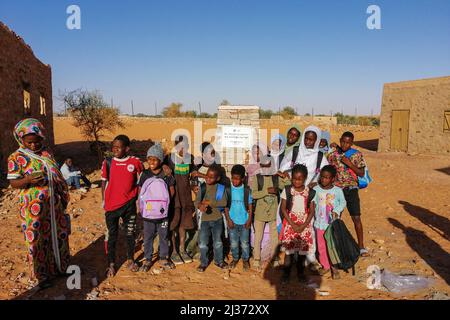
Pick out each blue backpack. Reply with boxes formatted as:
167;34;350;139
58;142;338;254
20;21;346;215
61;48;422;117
344;148;372;189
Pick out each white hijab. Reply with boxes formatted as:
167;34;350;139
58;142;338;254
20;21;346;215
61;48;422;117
295;125;324;185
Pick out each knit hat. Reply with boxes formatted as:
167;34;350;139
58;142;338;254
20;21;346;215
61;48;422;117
147;143;164;162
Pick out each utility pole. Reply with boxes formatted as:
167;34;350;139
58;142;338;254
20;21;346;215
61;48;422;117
111;98;113;108
131;100;134;116
198;101;202;114
154;101;157;116
312;107;314;117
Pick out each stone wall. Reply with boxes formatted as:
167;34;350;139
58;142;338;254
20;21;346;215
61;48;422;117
216;106;260;165
379;76;450;154
0;22;54;172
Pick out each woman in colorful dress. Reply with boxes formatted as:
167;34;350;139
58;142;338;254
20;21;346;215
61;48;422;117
7;118;70;289
279;164;315;284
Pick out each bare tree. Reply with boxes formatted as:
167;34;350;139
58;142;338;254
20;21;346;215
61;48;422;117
61;89;124;166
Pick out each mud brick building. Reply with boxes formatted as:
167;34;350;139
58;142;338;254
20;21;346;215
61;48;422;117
0;21;54;172
379;76;450;154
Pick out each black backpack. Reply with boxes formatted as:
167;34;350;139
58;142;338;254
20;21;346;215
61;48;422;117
329;219;360;274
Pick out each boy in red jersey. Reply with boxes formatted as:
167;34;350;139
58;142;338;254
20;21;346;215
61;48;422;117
101;135;143;277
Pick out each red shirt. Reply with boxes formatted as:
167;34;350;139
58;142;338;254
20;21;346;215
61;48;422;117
101;156;143;212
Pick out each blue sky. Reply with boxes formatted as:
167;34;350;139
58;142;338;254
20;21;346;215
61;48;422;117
1;0;449;115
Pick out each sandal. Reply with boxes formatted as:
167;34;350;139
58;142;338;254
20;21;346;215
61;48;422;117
126;259;139;272
160;259;175;270
360;248;370;258
106;263;116;278
140;261;152;272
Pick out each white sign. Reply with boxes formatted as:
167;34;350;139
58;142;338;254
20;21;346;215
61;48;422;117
222;126;253;149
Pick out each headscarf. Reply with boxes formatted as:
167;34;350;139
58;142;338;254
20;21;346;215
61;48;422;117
284;125;302;152
270;134;286;157
13;118;46;151
320;130;331;153
296;125;323;185
278;125;302;172
270;134;286;170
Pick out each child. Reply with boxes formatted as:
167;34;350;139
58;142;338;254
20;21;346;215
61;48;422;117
327;132;368;257
138;143;176;272
195;165;229;272
312;165;346;279
102;135;143;277
60;157;91;192
163;135;196;265
188;142;226;260
279;164;316;284
8;118;70;289
250;155;283;269
319;131;331;154
225;165;253;270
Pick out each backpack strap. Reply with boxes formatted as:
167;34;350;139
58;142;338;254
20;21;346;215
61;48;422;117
200;182;207;202
105;157;112;181
225;187;231;209
244;186;250;211
272;175;279;191
278;151;285;168
256;174;264;191
310;152;324;183
307;188;316;210
285;185;293;212
216;183;225;201
344;148;358;159
291;145;300;165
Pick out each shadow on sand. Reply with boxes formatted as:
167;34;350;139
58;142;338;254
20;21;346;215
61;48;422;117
353;139;379;152
12;233;132;300
388;217;450;286
399;201;450;240
262;255;319;300
436;167;450;176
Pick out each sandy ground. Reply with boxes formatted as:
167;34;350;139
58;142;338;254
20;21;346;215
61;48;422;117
0;118;449;300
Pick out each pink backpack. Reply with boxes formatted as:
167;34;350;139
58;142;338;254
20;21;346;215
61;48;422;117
139;177;170;220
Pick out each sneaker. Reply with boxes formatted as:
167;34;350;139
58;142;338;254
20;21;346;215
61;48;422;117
171;253;184;265
214;261;229;269
180;251;193;264
197;265;207;273
252;259;261;268
243;260;250;271
229;260;239;269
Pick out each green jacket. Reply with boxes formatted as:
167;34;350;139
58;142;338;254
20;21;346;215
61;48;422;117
250;175;289;222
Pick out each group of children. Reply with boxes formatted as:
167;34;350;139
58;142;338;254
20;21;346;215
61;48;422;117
101;126;369;283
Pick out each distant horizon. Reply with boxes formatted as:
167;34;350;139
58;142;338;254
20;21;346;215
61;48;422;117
1;0;449;116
